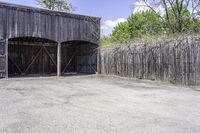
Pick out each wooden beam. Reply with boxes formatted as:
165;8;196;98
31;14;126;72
5;39;8;78
97;48;100;74
62;50;78;73
24;47;43;73
77;48;97;73
43;46;57;67
57;43;61;76
8;56;23;74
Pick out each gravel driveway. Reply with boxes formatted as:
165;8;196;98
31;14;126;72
0;75;200;133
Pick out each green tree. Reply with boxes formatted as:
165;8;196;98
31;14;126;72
164;4;191;33
162;3;200;34
36;0;74;12
111;21;131;42
140;0;200;33
111;11;163;41
188;19;200;33
127;11;163;38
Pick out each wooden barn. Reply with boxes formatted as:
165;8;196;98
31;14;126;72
0;2;100;78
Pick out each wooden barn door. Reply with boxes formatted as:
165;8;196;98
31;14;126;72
8;44;57;76
0;39;7;78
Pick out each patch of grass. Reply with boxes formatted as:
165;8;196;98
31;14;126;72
169;78;176;84
100;33;200;48
136;75;143;80
148;75;156;81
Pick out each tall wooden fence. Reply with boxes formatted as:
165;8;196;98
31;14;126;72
98;37;200;85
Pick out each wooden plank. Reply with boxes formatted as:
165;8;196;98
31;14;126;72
57;43;61;76
5;39;8;78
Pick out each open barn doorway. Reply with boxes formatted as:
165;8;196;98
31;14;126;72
61;41;98;75
8;37;57;77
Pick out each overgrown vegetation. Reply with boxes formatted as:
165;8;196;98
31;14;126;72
101;1;200;46
169;78;176;84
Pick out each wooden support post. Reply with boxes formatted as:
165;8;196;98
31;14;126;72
97;48;100;74
57;43;61;76
5;39;8;78
77;47;79;73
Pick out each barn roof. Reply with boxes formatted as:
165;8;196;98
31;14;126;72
0;1;100;21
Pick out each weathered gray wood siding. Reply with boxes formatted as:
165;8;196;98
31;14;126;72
0;2;100;77
0;2;100;44
99;37;200;85
0;39;6;77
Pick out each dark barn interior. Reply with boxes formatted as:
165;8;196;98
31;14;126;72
61;41;98;75
8;37;57;76
8;38;98;77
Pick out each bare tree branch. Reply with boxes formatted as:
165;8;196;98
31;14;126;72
140;0;200;33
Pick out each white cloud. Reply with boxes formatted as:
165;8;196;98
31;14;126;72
133;1;165;16
133;1;150;14
105;18;127;29
101;18;127;36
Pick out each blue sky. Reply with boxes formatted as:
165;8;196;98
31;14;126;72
0;0;134;35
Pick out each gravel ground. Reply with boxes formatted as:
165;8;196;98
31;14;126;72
0;75;200;133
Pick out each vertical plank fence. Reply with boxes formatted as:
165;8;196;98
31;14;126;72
99;37;200;85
